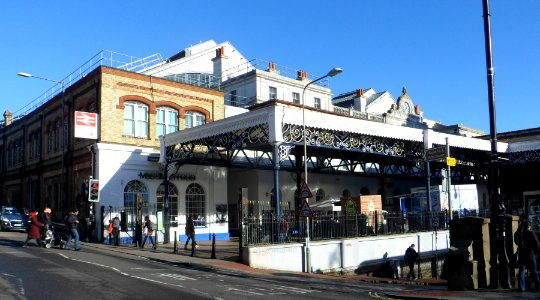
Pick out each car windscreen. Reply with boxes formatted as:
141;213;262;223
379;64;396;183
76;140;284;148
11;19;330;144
2;207;22;216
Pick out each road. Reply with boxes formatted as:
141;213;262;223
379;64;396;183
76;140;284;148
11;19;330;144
1;231;408;300
2;231;538;300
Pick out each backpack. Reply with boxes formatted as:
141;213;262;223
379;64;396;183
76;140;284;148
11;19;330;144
404;248;411;262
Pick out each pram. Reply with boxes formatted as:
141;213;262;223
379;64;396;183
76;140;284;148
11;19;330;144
41;225;55;248
42;222;70;248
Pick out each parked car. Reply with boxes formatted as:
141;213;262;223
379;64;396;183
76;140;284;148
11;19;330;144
0;206;28;232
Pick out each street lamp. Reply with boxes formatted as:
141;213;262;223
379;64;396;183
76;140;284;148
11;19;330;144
301;67;342;183
18;72;67;214
300;67;342;273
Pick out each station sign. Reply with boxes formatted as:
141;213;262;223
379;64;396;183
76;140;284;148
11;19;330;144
425;146;447;161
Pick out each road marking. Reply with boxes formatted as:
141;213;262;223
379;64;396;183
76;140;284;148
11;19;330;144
154;273;196;281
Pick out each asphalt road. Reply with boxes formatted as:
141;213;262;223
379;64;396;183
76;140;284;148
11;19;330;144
0;231;405;300
2;231;539;300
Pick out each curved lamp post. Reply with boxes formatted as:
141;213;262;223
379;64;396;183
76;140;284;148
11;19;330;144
301;67;342;273
301;67;342;183
18;72;66;213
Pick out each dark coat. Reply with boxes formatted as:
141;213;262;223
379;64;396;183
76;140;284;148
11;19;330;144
27;215;44;239
404;246;418;265
515;226;539;265
185;217;195;238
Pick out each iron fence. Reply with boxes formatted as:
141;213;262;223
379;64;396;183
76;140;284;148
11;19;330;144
242;209;492;246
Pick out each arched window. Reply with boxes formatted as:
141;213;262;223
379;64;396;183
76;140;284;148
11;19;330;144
157;183;179;225
185;111;206;129
156;107;178;137
124;101;149;138
185;183;206;226
124;180;149;230
124;180;149;208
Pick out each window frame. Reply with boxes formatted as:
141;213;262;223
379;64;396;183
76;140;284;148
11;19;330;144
269;86;277;100
292;92;300;104
124;101;149;138
156;106;179;138
185;111;206;129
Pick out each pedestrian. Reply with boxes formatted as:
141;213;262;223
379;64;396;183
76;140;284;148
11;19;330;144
404;243;418;280
184;216;198;254
111;215;120;246
141;216;155;249
280;217;289;242
22;211;44;248
514;220;540;292
39;207;52;228
64;209;80;251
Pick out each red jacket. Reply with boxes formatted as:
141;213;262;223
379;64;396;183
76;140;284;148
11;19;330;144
27;215;44;239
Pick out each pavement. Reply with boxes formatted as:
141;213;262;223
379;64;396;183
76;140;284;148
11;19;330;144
76;238;540;299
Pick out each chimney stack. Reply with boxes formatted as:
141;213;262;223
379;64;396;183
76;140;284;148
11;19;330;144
215;46;225;58
3;110;13;126
297;70;307;80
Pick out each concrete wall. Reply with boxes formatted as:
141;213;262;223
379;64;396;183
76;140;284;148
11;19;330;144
244;230;450;274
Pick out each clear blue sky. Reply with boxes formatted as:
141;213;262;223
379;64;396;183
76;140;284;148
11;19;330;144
1;0;538;133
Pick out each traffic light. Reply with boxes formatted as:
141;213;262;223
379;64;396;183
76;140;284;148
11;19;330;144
88;179;100;202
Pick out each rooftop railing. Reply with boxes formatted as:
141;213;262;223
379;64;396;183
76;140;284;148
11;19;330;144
8;50;164;125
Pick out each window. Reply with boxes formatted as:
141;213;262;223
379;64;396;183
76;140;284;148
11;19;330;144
314;97;321;109
156;107;178;137
292;92;300;104
124;180;149;208
29;133;35;159
124;180;149;230
157;183;179;225
185;183;206;226
269;86;277;100
63;115;68;147
185;111;206;129
124;101;149;138
230;90;237;106
47;126;53;153
54;121;60;151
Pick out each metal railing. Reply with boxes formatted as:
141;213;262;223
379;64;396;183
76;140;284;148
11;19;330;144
242;209;492;246
8;51;164;126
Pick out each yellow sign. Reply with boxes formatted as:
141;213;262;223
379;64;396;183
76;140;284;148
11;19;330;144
446;157;456;167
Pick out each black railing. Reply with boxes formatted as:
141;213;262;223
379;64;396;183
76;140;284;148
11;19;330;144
242;209;491;246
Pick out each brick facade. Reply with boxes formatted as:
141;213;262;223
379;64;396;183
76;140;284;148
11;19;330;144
0;65;224;219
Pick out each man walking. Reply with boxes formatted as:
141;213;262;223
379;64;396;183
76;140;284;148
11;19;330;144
64;209;80;251
404;244;418;280
141;216;155;249
514;220;540;292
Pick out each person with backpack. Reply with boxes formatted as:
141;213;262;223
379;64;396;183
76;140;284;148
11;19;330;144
514;220;540;292
404;244;418;280
110;215;121;246
141;216;155;249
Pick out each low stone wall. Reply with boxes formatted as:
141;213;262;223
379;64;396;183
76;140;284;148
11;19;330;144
243;230;450;276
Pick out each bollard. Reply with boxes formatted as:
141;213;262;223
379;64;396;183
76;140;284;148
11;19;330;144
173;231;177;254
211;233;216;259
